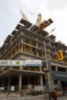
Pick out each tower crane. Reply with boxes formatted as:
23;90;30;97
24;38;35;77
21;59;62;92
36;13;42;27
20;10;53;30
20;10;29;21
36;14;53;29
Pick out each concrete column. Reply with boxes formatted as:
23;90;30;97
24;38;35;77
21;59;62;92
21;45;23;52
19;73;22;91
19;67;23;91
40;75;43;86
8;76;11;93
56;66;58;71
40;66;42;72
39;66;43;86
36;38;39;56
21;39;23;52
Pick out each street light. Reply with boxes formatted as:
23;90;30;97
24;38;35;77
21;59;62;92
44;28;56;100
46;28;56;37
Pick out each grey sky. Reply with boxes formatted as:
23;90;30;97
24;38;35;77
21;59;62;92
0;0;67;47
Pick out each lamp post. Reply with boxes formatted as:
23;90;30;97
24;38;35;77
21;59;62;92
44;28;55;100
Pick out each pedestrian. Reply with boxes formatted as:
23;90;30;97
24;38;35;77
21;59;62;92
50;90;58;100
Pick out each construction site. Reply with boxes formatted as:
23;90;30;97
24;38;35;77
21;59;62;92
0;11;67;98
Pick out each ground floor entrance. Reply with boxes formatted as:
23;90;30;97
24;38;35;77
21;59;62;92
0;69;44;94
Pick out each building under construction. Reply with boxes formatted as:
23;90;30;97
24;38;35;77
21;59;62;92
0;14;67;95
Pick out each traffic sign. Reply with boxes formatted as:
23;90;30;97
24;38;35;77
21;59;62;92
58;51;64;61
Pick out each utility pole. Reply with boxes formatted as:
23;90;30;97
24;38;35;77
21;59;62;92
44;28;55;100
44;41;51;100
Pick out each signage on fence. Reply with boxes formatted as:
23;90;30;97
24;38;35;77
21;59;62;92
0;60;42;67
11;86;15;91
24;60;42;66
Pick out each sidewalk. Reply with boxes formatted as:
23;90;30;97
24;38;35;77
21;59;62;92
0;93;67;100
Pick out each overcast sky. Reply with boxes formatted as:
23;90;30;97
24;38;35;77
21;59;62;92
0;0;67;47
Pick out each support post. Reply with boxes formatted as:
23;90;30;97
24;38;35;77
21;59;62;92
40;75;43;86
19;73;22;92
40;66;43;86
19;66;23;92
8;76;11;93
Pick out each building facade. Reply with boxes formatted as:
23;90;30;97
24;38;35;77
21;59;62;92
0;19;67;95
